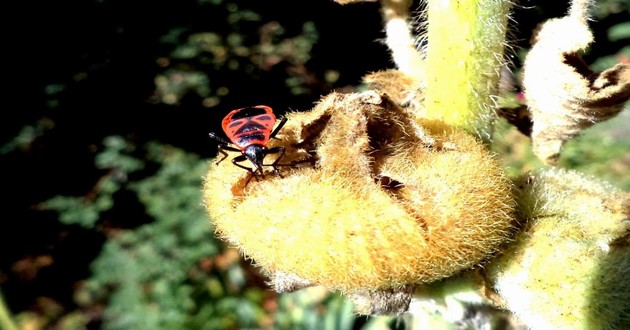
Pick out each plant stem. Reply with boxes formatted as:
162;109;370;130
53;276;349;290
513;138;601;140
424;0;512;139
0;289;18;330
381;0;425;78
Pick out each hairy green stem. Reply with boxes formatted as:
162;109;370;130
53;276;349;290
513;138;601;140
424;0;512;139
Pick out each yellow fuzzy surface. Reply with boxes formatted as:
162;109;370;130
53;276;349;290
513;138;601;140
486;168;630;329
203;91;516;292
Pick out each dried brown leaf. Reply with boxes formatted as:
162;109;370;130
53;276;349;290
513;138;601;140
523;16;630;164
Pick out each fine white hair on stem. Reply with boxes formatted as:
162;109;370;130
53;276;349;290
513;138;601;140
569;0;594;23
381;0;425;77
410;0;429;58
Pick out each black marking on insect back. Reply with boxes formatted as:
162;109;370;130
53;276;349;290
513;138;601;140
231;107;268;120
228;120;244;128
256;115;273;121
234;122;267;135
236;133;266;147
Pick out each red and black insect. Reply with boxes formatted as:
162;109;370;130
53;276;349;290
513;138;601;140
209;105;287;183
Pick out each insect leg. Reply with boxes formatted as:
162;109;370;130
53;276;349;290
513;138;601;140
215;146;228;165
209;133;240;165
214;144;240;165
231;154;260;186
232;155;254;173
269;117;288;139
264;146;286;178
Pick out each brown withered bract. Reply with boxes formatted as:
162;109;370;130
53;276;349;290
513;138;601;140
348;285;414;315
523;15;630;164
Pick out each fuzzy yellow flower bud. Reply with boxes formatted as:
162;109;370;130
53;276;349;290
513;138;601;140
486;168;630;329
203;91;516;294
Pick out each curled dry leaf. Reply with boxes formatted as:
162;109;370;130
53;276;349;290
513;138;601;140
523;16;630;164
266;271;313;293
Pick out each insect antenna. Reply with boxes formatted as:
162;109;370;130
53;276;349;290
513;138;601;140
208;132;232;145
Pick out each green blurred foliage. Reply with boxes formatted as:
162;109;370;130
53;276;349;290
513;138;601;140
36;137;398;329
492;111;630;191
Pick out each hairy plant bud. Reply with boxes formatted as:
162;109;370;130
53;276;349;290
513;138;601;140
486;168;630;329
203;91;516;295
